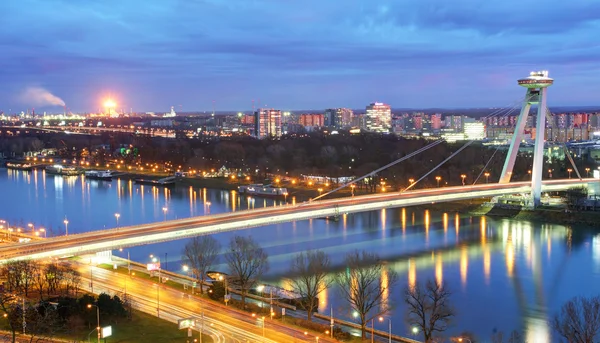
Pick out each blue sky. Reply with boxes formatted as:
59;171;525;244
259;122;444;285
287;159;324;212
1;0;600;113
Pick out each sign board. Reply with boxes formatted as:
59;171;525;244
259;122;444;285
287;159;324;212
147;262;160;271
178;318;195;330
281;308;285;316
101;326;112;338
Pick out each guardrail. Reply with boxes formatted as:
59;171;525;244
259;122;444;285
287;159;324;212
314;313;421;343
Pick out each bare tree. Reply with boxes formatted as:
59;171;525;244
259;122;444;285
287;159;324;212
552;296;600;343
404;279;455;343
0;292;18;343
63;268;81;296
225;236;269;307
289;250;332;320
182;236;221;294
335;250;398;339
32;264;47;300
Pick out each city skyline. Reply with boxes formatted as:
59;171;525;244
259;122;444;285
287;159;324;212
2;1;600;112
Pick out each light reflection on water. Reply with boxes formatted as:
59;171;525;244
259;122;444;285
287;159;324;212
1;168;599;341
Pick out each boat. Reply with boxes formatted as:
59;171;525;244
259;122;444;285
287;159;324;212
238;184;288;198
5;162;40;171
45;164;82;176
135;176;176;187
84;170;113;180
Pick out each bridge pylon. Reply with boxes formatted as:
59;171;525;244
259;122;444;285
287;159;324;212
499;71;554;207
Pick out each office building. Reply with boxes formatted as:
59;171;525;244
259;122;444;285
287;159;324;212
365;102;391;133
254;109;282;139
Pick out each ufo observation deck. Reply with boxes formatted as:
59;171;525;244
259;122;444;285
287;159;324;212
518;70;554;88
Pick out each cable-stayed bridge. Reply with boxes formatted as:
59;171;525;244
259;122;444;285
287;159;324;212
0;178;592;262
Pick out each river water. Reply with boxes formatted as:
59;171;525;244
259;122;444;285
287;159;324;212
1;168;599;342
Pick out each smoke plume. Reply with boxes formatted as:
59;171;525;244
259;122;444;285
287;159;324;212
20;87;66;107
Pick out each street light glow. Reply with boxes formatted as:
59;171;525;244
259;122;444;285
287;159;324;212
103;99;116;108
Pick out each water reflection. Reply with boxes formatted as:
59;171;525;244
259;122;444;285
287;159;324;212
0;168;596;341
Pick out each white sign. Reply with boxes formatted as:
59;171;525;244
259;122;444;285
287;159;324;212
281;308;285;316
178;318;195;329
101;326;112;338
147;262;160;271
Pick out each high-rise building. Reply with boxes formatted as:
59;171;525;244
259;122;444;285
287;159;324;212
254;109;282;139
299;113;324;128
324;108;354;129
365;102;391;133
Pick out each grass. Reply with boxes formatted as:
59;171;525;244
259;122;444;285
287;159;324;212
68;310;210;343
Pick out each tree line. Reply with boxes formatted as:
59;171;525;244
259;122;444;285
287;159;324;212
1;130;585;187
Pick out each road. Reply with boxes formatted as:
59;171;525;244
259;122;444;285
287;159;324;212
77;263;335;343
0;178;594;262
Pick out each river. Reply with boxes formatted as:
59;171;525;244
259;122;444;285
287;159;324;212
1;168;599;342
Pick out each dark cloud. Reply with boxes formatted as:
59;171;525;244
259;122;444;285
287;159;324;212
0;0;599;111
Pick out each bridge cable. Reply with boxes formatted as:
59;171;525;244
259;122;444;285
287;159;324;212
544;107;582;179
309;139;446;202
402;140;474;192
471;101;525;185
310;94;532;201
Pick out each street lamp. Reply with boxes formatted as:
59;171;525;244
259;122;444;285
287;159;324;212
350;184;356;196
162;207;167;221
408;178;415;187
586;167;591;178
63;218;69;236
150;254;161;318
412;326;419;336
484;172;490;184
114;213;120;227
379;316;392;343
87;304;101;343
568;168;573;179
39;228;46;238
27;223;34;234
435;176;441;188
458;338;472;343
460;174;466;186
318;188;323;196
119;248;131;275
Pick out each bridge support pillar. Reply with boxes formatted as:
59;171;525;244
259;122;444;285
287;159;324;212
499;71;553;207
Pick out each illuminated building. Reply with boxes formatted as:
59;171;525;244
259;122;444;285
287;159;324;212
254;109;282;139
365;102;391;133
324;108;353;129
298;113;324;129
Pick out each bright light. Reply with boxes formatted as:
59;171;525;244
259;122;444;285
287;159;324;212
104;99;116;108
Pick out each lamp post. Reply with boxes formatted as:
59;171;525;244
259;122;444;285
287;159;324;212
63;218;69;236
39;228;46;238
586;167;591;178
435;176;441;188
350;184;356;196
150;254;161;318
87;304;101;343
568;168;573;179
114;213;120;227
408;178;414;187
484;172;490;184
460;174;466;186
379;316;392;343
458;338;472;343
162;207;167;221
27;223;34;234
119;248;131;275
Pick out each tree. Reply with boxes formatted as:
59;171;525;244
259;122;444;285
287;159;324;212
225;236;269;308
335;250;398;339
404;279;455;343
552;296;600;343
289;250;332;321
183;236;221;294
0;292;18;343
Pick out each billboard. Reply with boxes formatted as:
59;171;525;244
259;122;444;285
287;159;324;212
147;262;161;271
178;318;195;329
101;326;112;338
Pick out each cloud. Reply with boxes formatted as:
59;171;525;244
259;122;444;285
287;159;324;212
20;87;65;107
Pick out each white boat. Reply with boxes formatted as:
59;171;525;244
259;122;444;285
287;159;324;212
238;184;288;198
84;170;113;180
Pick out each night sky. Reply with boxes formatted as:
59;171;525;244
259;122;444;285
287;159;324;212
2;0;599;113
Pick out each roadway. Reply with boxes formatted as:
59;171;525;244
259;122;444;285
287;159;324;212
77;263;335;343
0;178;594;262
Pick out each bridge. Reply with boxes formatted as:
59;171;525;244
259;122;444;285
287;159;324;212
0;178;592;262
